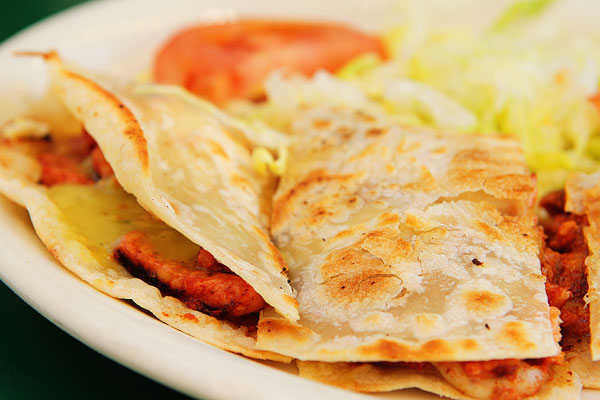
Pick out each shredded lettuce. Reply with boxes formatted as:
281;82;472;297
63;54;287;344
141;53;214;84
227;1;600;192
492;0;557;31
336;53;383;80
395;31;600;193
226;70;387;132
251;146;288;176
331;1;600;195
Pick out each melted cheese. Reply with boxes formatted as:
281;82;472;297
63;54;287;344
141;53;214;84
47;179;200;271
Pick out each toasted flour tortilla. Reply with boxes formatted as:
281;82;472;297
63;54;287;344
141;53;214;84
257;106;558;362
43;53;298;322
296;360;581;399
563;335;600;389
0;144;287;360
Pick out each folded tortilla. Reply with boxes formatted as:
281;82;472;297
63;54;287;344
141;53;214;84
0;53;299;359
43;52;298;323
296;360;581;399
0;171;285;360
256;106;558;362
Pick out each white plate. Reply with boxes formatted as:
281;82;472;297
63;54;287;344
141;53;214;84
0;1;598;399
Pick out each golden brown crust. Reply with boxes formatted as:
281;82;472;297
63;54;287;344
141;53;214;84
357;339;454;361
258;316;316;343
319;248;404;307
271;168;361;233
41;53;150;172
297;361;473;397
463;290;509;314
483;173;535;201
497;321;537;351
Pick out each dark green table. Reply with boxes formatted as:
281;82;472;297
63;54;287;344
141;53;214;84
0;1;194;399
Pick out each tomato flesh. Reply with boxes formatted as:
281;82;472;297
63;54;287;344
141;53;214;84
153;20;386;104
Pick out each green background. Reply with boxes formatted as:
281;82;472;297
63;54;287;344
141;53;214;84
0;1;194;399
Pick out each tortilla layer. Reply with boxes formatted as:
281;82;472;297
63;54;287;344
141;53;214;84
0;144;287;361
257;106;558;362
44;52;299;322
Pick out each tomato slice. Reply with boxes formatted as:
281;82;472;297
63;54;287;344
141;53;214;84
153;20;386;104
590;92;600;111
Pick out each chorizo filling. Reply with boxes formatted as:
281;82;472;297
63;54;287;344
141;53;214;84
114;231;266;318
19;131;266;320
36;130;114;185
539;190;590;337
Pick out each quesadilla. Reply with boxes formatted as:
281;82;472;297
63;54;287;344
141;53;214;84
0;53;297;359
255;106;578;398
298;169;600;398
45;52;298;322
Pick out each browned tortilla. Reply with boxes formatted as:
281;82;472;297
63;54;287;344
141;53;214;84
257;106;558;362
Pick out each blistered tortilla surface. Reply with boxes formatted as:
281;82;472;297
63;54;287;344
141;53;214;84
257;107;557;362
46;54;298;322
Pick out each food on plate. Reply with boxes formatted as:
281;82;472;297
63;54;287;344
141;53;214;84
227;1;600;197
259;105;554;361
2;0;600;398
253;105;579;398
46;53;298;323
217;4;599;394
0;52;299;360
114;230;267;317
154;20;386;104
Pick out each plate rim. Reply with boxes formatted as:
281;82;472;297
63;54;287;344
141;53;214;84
0;1;598;400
